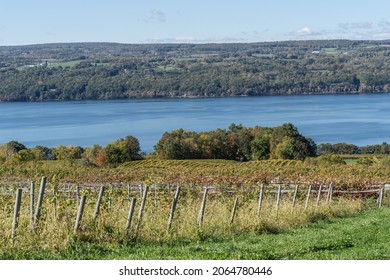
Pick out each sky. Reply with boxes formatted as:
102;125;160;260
1;0;390;46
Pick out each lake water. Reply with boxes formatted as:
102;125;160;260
1;94;390;152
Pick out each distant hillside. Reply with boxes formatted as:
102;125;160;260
1;40;390;101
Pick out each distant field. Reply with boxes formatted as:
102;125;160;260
48;60;82;68
15;60;112;70
16;60;82;70
322;47;352;55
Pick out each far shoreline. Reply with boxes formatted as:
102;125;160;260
0;91;389;103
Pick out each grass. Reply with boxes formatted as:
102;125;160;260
1;158;390;259
15;60;87;71
0;185;369;260
5;205;388;260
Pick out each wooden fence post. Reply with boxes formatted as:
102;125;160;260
257;184;264;217
33;176;46;227
74;195;86;233
125;197;136;233
167;186;181;230
198;187;209;226
76;184;81;206
93;186;105;220
305;185;312;210
230;197;238;224
378;188;384;208
53;184;57;219
128;185;131;201
326;183;333;203
135;185;149;233
291;185;299;209
12;188;23;238
30;181;35;226
275;185;282;217
316;185;323;208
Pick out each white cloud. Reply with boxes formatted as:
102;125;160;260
292;27;322;37
144;9;166;23
297;27;313;36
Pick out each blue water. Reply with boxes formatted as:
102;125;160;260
1;94;390;152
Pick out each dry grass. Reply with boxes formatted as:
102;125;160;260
0;183;365;259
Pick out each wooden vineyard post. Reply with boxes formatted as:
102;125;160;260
316;185;323;208
74;195;86;233
198;187;209;226
12;188;23;238
53;184;57;219
291;185;299;210
326;183;333;203
108;185;112;216
125;198;136;233
257;184;264;217
76;184;81;207
33;176;46;228
230;197;238;224
167;186;181;231
135;185;149;234
30;181;35;226
275;185;282;217
93;186;106;220
305;185;312;210
378;188;385;208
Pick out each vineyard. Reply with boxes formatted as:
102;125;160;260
1;158;390;259
1;158;390;188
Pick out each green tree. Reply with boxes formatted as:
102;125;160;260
105;135;142;164
17;149;35;162
52;145;84;162
269;124;316;160
250;134;270;160
271;136;296;159
2;141;27;158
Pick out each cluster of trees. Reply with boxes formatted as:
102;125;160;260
2;40;390;101
0;123;316;165
318;142;390;155
3;125;390;166
155;123;316;161
0;136;142;166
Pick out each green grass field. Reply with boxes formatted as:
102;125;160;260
111;207;390;260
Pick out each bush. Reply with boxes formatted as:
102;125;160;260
305;155;346;166
105;135;142;165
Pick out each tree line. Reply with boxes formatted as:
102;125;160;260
2;40;390;101
0;123;316;165
2;123;389;166
318;142;390;155
155;123;316;161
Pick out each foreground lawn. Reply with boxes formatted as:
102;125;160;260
4;207;390;260
109;207;390;260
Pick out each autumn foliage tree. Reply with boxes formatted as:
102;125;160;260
155;123;316;161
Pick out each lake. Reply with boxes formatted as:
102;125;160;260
1;94;390;153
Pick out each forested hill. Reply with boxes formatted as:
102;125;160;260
1;40;390;101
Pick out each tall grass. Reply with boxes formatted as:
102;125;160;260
0;183;366;259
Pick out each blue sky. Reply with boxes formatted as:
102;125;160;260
1;0;390;46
